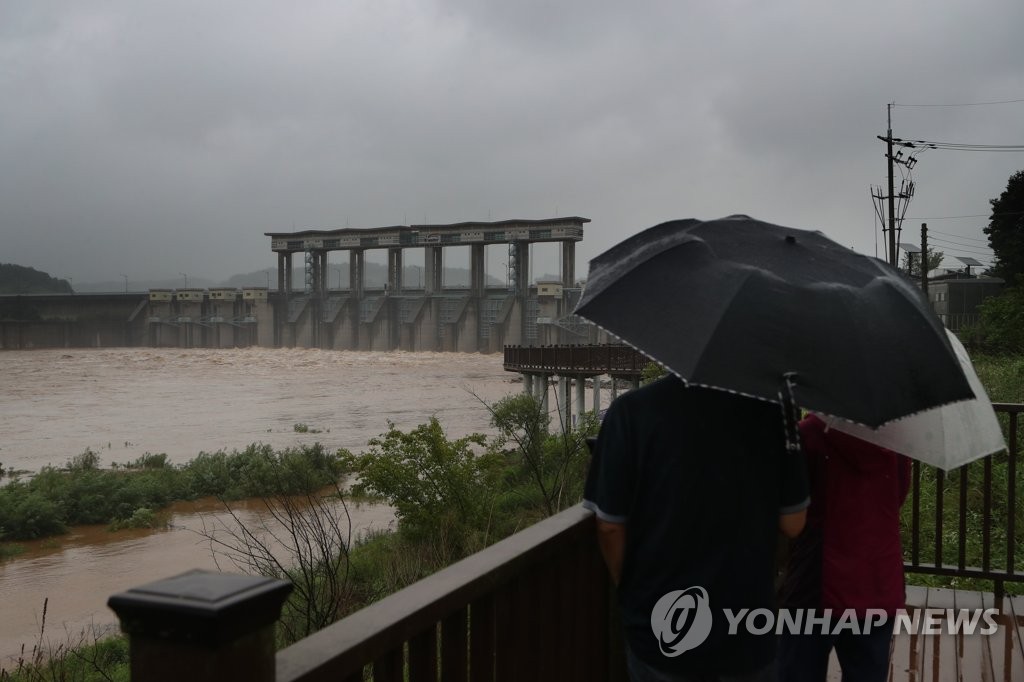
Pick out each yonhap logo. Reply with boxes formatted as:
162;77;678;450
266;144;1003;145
651;587;713;657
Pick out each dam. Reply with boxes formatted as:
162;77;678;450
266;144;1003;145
0;217;596;352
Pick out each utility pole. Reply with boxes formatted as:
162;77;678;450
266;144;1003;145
920;223;929;295
874;103;917;267
886;106;897;266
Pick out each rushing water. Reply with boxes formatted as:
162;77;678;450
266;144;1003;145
0;348;520;664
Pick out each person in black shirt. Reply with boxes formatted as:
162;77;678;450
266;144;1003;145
583;376;809;681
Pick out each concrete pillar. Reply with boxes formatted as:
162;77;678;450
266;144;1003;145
284;254;294;295
107;570;290;682
562;240;576;288
350;250;364;296
610;377;619;402
539;374;550;416
277;253;286;292
350;249;364;348
632;376;641;390
592;375;601;415
514;241;531;342
389;248;403;293
522;373;534;397
471;244;485;297
575;375;586;425
425;246;443;294
318;251;329;294
565;376;573;430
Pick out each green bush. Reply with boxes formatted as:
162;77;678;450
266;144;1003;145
0;486;67;540
0;443;347;542
109;507;159;531
343;418;502;557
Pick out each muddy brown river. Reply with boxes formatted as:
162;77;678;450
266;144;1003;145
0;348;519;664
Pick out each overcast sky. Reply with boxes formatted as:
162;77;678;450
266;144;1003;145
2;0;1023;286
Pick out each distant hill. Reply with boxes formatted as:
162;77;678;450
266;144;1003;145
0;264;73;294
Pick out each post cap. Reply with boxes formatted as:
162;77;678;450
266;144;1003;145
108;569;292;646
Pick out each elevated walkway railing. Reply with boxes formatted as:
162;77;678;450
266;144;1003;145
503;344;650;377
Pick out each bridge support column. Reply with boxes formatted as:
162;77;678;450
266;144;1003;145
539;374;550;421
575;375;586;425
592;375;601;415
557;376;572;433
610;377;619;402
522;373;535;398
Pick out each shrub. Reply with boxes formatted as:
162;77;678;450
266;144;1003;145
0;487;67;540
343;419;502;557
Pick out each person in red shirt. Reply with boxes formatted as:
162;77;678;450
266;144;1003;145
777;414;912;682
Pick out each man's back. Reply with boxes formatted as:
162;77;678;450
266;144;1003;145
584;375;808;676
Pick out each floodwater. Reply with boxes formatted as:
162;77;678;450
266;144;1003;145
0;348;521;665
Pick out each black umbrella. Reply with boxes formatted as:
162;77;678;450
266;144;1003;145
573;215;974;428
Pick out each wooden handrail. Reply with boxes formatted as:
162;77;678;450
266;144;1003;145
275;504;619;681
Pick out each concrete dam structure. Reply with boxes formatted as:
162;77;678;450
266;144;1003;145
1;217;597;352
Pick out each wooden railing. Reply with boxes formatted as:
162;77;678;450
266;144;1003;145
903;402;1023;599
108;404;1024;682
109;505;625;682
503;344;649;376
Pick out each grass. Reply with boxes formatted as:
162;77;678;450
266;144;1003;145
899;353;1024;593
972;354;1024;404
0;600;128;681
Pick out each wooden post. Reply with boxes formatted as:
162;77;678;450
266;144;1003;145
108;570;292;682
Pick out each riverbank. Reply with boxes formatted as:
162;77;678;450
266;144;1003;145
0;348;518;667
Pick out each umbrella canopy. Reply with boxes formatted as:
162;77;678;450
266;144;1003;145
574;215;974;427
817;330;1005;470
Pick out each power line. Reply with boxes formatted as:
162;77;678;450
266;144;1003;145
905;211;1024;221
894;98;1024;107
927;237;994;255
928;228;989;243
892;138;1024;152
929;241;992;255
926;233;993;247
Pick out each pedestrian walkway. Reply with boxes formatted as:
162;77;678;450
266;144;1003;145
824;585;1024;681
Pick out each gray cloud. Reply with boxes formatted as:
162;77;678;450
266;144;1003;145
1;0;1022;285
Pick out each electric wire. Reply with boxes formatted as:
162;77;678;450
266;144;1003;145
928;229;989;242
893;98;1024;107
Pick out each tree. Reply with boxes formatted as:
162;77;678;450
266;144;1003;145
984;169;1024;281
967;276;1024;353
901;247;944;277
486;393;597;517
342;418;503;558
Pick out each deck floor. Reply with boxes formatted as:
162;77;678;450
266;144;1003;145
823;586;1024;681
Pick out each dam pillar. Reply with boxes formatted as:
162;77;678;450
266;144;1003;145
349;249;364;349
562;240;576;288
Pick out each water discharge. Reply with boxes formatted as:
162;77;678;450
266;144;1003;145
0;348;520;664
